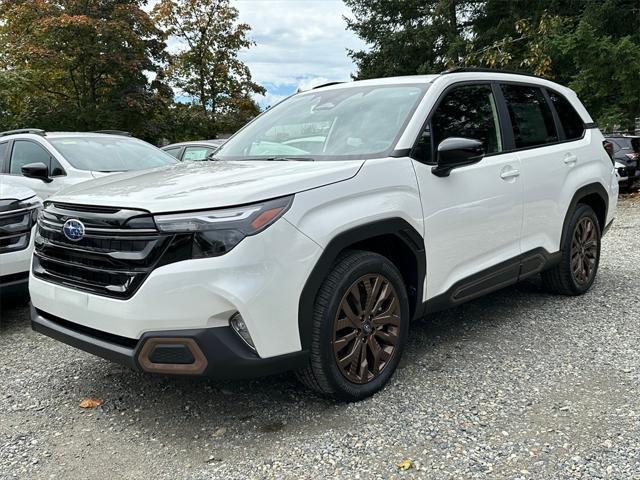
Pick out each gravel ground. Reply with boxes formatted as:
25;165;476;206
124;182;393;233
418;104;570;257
1;194;639;480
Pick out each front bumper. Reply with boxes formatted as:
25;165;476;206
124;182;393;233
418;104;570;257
31;307;307;378
29;218;322;359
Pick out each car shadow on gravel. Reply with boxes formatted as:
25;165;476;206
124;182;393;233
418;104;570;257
0;294;31;333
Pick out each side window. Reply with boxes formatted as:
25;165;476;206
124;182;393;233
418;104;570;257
0;142;8;171
414;84;503;164
547;90;584;140
10;140;52;175
183;146;214;161
164;147;182;159
609;139;622;153
501;84;558;148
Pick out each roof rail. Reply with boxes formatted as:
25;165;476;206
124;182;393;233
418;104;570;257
442;67;544;79
0;128;46;138
92;130;131;136
312;81;345;90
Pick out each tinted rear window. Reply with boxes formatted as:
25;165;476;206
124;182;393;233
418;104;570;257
501;84;558;149
547;90;584;140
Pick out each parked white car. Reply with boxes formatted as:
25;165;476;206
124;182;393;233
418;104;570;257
30;69;618;400
0;181;41;296
0;130;177;200
162;139;226;162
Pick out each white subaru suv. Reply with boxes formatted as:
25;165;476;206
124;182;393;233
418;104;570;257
29;69;618;400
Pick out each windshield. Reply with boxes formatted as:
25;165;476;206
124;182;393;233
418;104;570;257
215;84;429;161
49;136;178;172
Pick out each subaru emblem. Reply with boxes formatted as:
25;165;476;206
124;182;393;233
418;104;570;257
62;219;85;242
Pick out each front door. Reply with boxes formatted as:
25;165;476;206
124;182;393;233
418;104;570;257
411;83;524;300
4;140;67;199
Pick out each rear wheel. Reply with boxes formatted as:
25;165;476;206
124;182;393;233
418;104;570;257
542;204;601;295
296;250;409;400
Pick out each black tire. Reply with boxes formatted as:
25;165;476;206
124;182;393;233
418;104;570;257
541;204;601;295
296;250;410;401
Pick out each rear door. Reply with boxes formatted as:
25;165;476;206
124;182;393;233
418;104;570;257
411;82;524;300
500;84;587;254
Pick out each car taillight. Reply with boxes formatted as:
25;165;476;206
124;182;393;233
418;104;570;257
624;153;639;161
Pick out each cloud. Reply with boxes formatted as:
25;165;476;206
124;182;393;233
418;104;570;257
146;0;367;108
235;0;365;107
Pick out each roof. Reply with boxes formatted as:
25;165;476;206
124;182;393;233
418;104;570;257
306;69;570;94
0;130;134;139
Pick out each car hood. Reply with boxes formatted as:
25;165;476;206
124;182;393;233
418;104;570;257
52;160;364;213
0;181;37;202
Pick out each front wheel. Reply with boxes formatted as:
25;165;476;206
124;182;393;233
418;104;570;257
296;250;409;400
542;204;601;295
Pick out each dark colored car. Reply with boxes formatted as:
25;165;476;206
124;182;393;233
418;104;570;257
604;134;640;188
161;140;226;162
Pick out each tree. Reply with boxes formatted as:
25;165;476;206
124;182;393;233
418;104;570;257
344;0;640;130
343;0;478;78
153;0;264;138
0;0;170;140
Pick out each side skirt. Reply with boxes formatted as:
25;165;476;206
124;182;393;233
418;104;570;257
423;248;560;315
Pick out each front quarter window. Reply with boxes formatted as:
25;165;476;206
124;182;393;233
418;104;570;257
215;84;429;161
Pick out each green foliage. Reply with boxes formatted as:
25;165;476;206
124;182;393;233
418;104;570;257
345;0;640;131
0;0;169;141
153;0;264;138
0;0;264;143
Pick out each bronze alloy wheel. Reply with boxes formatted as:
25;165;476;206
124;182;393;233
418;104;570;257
570;217;598;285
332;274;401;384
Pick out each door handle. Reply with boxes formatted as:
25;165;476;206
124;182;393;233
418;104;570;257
500;168;520;180
564;154;578;166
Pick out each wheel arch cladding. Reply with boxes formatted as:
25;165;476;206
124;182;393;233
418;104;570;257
298;218;426;351
561;183;608;249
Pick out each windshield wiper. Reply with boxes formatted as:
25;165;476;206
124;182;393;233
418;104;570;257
258;156;315;162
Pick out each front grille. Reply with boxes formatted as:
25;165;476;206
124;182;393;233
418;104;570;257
33;203;174;299
0;208;36;254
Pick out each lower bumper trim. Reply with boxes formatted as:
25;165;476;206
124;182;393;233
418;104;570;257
31;307;308;379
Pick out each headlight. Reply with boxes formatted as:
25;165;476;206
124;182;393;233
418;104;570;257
154;196;293;258
0;195;42;215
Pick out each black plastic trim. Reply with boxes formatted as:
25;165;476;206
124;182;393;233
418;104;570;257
32;307;137;369
298;218;426;350
441;67;545;79
424;248;561;314
559;183;609;248
31;307;309;379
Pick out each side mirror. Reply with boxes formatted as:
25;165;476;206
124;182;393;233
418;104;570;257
431;137;485;177
21;162;52;183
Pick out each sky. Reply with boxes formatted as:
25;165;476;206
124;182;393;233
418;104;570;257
233;0;366;108
152;0;367;108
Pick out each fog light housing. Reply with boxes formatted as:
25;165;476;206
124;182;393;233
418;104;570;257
230;312;256;351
